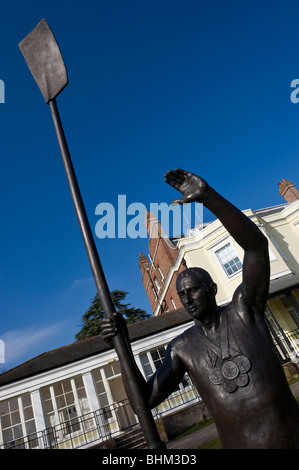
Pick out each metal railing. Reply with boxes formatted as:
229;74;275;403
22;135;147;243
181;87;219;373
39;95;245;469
2;326;298;450
0;385;201;449
271;327;299;362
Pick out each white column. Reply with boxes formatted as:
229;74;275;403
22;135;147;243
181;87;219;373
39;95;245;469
31;390;46;449
83;371;108;438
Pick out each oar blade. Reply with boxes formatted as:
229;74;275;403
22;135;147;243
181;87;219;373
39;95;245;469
19;19;68;103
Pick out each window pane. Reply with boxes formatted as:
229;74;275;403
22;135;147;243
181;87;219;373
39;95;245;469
112;361;121;375
29;434;39;449
42;387;51;400
56;395;66;409
139;353;153;379
92;368;102;382
95;380;105;394
99;394;109;408
1;413;11;428
9;398;18;412
77;388;87;400
13;424;23;439
24;406;34;421
53;383;63;396
0;401;9;416
62;380;72;393
159;347;166;359
11;411;21;426
151;350;160;362
22;394;31;408
151;347;165;370
74;376;84;389
26;419;36;435
216;243;242;277
65;392;74;406
44;399;53;413
104;364;113;378
3;427;13;442
143;363;153;378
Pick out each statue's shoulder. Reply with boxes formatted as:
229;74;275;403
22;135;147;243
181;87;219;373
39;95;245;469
227;287;261;328
169;325;196;350
231;282;267;321
168;325;191;345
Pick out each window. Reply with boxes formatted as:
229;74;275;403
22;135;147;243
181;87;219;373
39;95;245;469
139;347;192;396
152;286;158;300
53;380;80;433
154;277;161;292
0;394;37;449
92;368;112;420
41;376;91;438
139;347;166;380
92;362;121;421
215;243;242;277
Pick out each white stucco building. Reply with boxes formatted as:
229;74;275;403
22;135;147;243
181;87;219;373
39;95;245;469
0;309;202;449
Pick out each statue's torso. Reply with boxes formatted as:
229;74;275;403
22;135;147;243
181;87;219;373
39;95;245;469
176;305;299;448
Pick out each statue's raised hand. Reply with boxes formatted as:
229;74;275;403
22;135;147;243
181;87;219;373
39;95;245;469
164;169;210;205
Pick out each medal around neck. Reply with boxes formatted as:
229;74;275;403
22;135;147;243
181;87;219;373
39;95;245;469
208;354;251;393
202;311;252;393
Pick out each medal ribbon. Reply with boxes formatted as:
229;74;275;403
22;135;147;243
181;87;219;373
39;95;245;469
199;310;241;362
220;310;240;360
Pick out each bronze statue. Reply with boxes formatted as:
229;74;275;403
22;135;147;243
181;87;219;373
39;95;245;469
101;169;299;449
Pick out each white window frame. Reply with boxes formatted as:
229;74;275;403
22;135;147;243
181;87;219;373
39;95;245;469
139;346;166;380
209;237;242;280
41;376;91;442
139;347;192;393
0;394;37;449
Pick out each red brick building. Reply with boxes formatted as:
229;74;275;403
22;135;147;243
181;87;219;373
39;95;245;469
138;211;185;315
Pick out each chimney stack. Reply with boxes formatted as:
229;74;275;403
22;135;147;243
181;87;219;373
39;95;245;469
278;179;299;203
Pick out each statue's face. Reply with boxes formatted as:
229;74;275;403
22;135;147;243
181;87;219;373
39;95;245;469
177;274;216;320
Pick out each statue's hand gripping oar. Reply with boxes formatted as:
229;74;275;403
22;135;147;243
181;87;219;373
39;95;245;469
19;19;165;449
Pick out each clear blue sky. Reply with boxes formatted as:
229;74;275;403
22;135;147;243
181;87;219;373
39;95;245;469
1;0;299;370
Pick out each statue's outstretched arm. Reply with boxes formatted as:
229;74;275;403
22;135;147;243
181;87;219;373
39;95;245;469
165;169;270;316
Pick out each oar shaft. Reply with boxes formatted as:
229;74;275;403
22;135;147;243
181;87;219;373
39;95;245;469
49;99;113;313
48;99;165;449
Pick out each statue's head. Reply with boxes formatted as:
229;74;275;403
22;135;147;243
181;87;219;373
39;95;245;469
176;268;217;320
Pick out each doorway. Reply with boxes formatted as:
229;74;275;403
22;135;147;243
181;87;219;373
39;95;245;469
108;376;137;430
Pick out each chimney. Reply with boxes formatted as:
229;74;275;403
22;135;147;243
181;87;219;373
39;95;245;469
145;210;164;239
278;179;299;203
